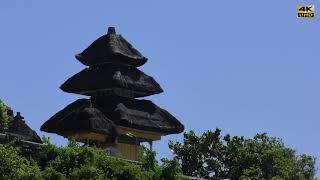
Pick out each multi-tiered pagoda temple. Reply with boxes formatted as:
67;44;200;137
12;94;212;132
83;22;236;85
41;27;184;160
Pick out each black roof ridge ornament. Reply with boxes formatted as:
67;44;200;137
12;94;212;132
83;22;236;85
15;112;24;121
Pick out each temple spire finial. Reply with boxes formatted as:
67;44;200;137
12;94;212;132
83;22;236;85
107;27;116;34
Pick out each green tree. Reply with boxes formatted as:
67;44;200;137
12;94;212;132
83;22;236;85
0;144;42;179
37;138;182;179
0;99;9;133
160;158;182;180
169;129;317;180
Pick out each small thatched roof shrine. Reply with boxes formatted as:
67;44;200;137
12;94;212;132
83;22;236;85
7;112;42;143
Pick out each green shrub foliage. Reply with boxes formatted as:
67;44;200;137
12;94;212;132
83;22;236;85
169;128;317;180
0;138;182;180
0;99;9;133
0;144;42;179
0;131;316;179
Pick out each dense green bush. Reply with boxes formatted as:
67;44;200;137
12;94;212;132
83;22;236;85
1;132;317;179
0;138;182;180
0;144;42;179
0;132;317;179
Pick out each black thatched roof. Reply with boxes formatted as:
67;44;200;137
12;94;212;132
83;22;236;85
92;96;184;134
41;97;184;135
7;112;42;143
60;64;163;98
40;100;118;138
75;27;147;67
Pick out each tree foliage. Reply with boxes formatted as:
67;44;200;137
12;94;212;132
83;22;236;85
169;128;317;180
0;138;182;180
0;99;9;133
0;144;42;179
138;145;182;180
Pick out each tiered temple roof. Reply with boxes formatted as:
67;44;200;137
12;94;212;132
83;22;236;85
41;27;184;160
40;99;117;138
60;64;163;98
42;97;184;136
75;27;147;67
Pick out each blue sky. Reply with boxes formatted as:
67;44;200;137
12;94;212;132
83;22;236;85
0;0;319;175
